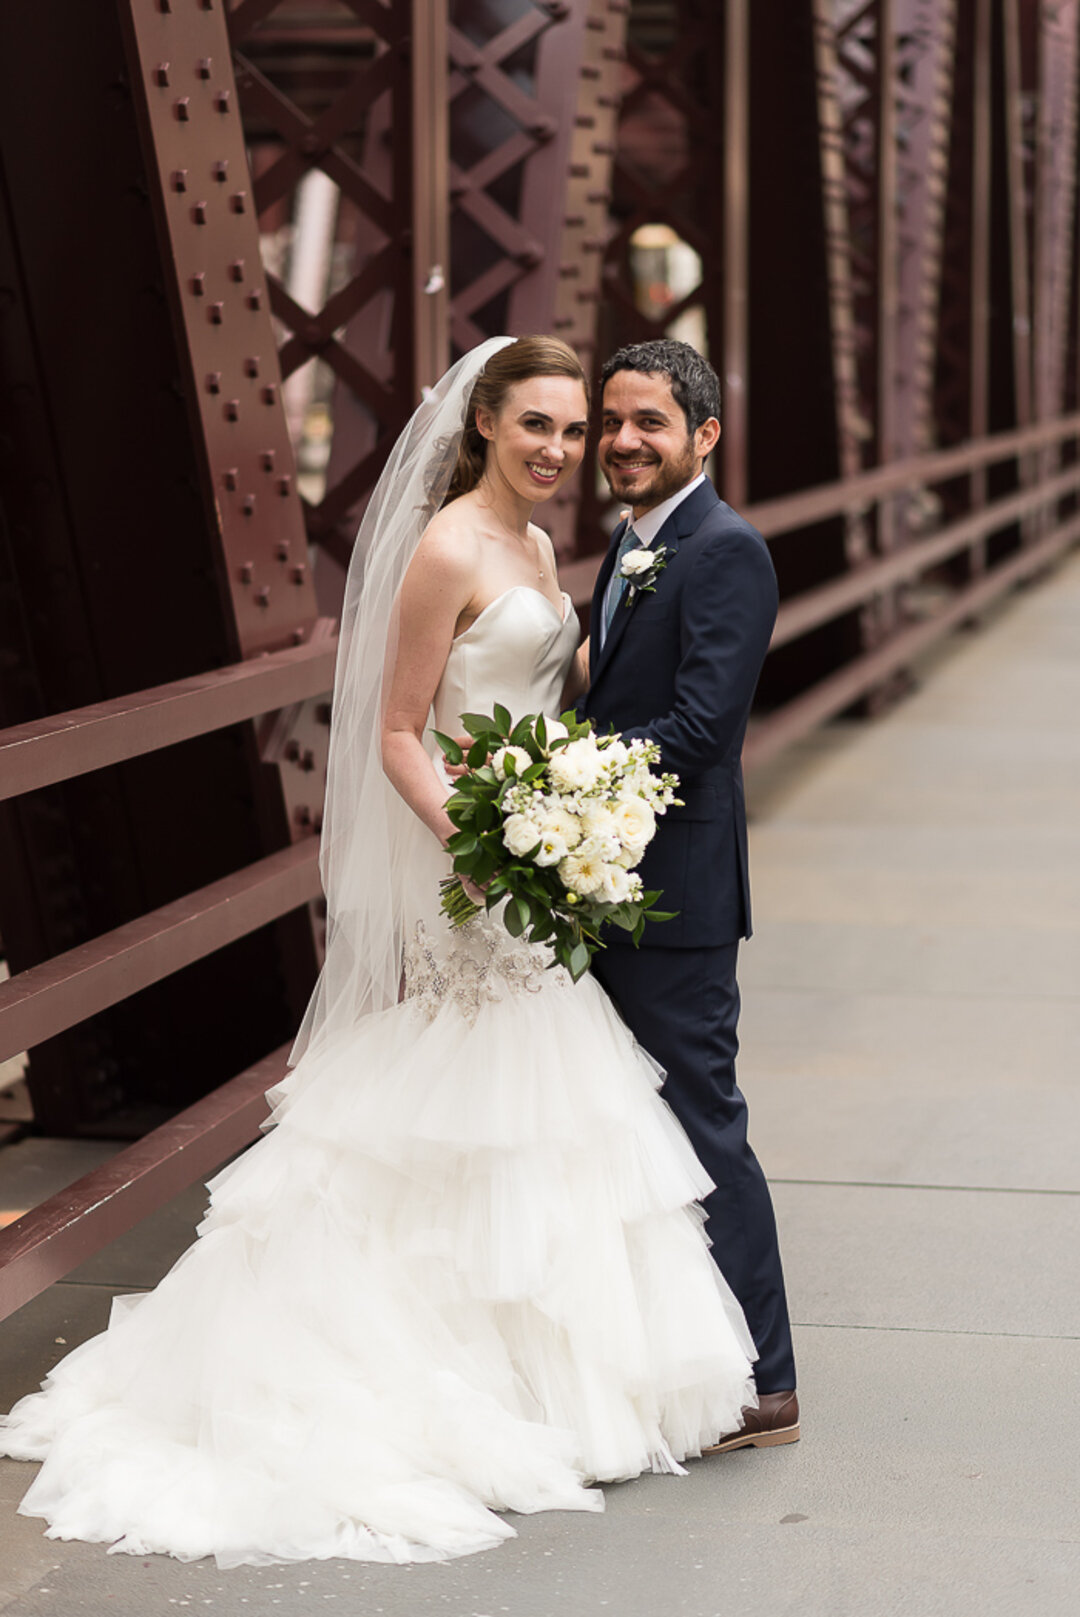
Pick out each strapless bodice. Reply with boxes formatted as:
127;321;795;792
432;585;579;736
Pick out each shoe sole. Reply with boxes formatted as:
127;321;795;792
704;1422;800;1455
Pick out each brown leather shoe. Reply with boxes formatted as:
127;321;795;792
705;1390;800;1454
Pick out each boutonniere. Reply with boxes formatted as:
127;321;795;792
620;543;670;606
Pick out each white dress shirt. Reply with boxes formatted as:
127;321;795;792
599;472;707;644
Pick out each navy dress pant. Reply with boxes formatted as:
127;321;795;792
592;942;796;1394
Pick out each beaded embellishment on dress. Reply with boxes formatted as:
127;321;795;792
403;918;568;1025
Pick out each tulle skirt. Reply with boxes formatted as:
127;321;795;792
1;966;755;1567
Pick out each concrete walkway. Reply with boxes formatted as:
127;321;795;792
2;552;1079;1616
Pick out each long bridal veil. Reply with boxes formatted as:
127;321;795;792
290;336;515;1066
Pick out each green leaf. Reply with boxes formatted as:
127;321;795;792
510;715;534;748
447;831;478;855
535;713;548;750
529;911;554;943
568;939;590;980
513;894;531;934
493;702;512;736
460;712;501;739
432;730;463;765
466;737;490;769
645;909;677;923
504;899;526;938
522;760;547;783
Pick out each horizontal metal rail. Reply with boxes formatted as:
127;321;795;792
0;635;337;804
745;508;1080;768
770;463;1080;648
745;411;1080;537
0;1042;287;1322
0;839;321;1064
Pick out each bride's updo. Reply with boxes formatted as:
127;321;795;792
443;335;589;504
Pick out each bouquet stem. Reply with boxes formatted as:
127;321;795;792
440;874;481;928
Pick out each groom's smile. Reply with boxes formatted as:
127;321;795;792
598;370;707;516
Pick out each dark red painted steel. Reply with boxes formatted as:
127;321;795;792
0;1045;287;1323
0;840;320;1067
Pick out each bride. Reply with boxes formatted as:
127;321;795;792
0;336;756;1567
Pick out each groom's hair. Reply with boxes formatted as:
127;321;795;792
600;340;721;436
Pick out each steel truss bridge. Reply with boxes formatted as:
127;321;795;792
2;0;1079;1314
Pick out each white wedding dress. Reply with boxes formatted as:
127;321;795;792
1;584;755;1567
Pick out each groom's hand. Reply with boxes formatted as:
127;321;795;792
445;732;480;780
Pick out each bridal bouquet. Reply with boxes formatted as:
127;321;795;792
433;707;680;981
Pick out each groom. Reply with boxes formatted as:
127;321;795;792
582;339;798;1447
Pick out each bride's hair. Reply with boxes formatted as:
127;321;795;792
443;335;589;504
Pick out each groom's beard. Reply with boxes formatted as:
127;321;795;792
600;436;699;512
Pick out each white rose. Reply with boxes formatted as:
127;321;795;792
599;864;633;904
548;737;603;794
543;718;569;744
502;813;541;857
540;807;582;850
620;547;654;577
612;796;656;852
557;848;605;896
492;744;532;780
534;830;569;868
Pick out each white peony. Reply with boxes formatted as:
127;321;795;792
548;737;603;793
492;744;532;780
600;738;629;769
542;718;569;744
534;830;569;867
599;863;633;904
580;802;619;841
557;848;606;896
540;806;582;850
612;795;656;851
620;547;654;577
502;813;541;857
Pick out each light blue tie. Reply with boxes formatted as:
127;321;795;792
604;525;640;637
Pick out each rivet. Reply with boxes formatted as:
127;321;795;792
210;301;224;324
224;468;238;490
154;63;170;88
242;493;256;515
213;160;229;183
261;384;278;405
290;563;307;584
316;702;331;725
175;97;190;122
300;748;315;771
214;90;230;113
193;200;208;224
198;58;212;80
303;321;324;348
300;131;323;156
285;740;301;762
238;560;253;582
275;538;289;559
225;399;239;421
246;288;262;310
277;474;292;496
158;0;171;12
191;271;205;296
291;628;305;646
230;191;247;214
229;259;244;282
244;356;259;378
255;585;271;607
172;169;188;192
262;449;277;472
295;803;312;826
206;371;221;393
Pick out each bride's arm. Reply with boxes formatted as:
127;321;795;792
381;525;477;845
561;637;589;707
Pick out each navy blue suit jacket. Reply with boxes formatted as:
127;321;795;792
581;479;777;949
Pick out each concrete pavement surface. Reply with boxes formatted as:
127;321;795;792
2;550;1079;1616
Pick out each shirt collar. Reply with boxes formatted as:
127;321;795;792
628;472;707;547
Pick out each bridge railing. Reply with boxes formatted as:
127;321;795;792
3;414;1079;1319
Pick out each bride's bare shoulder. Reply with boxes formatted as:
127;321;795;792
406;499;482;593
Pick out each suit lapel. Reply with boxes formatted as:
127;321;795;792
589;479;722;692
